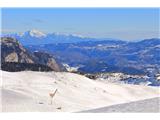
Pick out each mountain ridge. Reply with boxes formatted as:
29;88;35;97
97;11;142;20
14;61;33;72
0;37;63;72
2;29;127;45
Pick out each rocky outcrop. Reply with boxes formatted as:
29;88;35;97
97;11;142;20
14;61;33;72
1;37;62;72
1;37;34;64
5;52;18;62
33;51;61;72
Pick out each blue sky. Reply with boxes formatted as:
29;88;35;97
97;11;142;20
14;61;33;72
1;8;159;40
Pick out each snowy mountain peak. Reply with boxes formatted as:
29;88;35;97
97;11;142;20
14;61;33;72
24;29;46;38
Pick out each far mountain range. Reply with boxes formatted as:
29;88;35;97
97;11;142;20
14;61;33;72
2;29;122;45
2;30;160;76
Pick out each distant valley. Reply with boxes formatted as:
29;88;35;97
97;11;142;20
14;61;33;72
1;30;160;86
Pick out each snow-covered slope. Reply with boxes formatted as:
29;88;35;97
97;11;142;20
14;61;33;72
0;70;159;112
80;97;160;113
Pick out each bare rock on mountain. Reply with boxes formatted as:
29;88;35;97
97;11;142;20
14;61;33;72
1;37;34;64
5;52;18;62
33;51;61;72
1;37;62;72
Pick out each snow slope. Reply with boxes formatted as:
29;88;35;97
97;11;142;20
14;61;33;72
80;97;160;113
0;70;159;112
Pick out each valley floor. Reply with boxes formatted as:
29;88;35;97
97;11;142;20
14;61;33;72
0;70;159;112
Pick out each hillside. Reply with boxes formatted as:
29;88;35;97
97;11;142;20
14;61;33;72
80;97;160;113
26;38;160;74
24;38;160;86
1;70;159;112
1;37;62;72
